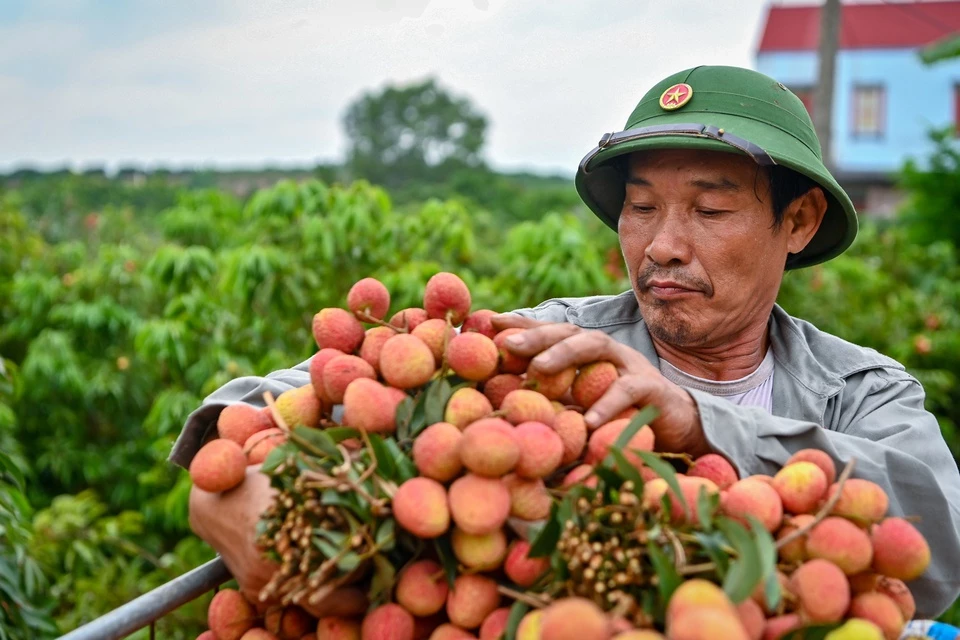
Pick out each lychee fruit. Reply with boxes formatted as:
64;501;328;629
772;461;828;515
539;597;610;640
347;277;390;320
412;319;457;362
785;449;837;485
359;327;396;374
412;421;463;482
390;308;429;332
190;439;246;493
501;389;555;427
275;385;321;428
479;608;511;640
446;333;499;382
571;362;619;409
208;588;257;640
462;310;497;339
513;421;564;479
451;527;507;570
424;272;472;325
217;403;274;447
444;387;493;430
396;559;449;616
504;540;550;588
313;308;365;353
448;474;511;535
446;574;500;630
380;334;436;389
554;410;587;465
342;378;407;433
688;453;739;490
502;473;552;520
323;355;376;404
244;428;286;465
871;517;930;581
361;603;415;640
310;348;346;403
392;477;450;538
458;418;520;477
493;329;531;375
525;366;576;400
585;418;654;467
720;478;784;532
482;374;524;409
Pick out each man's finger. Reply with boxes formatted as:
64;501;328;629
583;374;654;429
498;322;582;357
490;313;545;331
528;329;622;375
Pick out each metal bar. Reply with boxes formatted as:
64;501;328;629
59;557;232;640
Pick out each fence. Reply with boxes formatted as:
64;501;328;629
57;558;231;640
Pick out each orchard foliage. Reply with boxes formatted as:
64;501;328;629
0;159;959;636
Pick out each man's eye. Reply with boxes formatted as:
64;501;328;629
630;205;655;214
697;209;725;216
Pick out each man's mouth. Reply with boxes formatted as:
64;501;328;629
643;279;702;298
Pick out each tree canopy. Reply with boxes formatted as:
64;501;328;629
344;77;488;188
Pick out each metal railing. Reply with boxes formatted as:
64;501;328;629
58;557;231;640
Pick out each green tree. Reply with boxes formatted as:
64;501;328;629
344;78;488;189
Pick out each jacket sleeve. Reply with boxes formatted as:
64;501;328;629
168;357;313;469
689;369;960;618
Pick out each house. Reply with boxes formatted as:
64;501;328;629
755;1;960;215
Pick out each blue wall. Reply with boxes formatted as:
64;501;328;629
757;49;960;173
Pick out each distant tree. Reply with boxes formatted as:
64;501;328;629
343;78;488;188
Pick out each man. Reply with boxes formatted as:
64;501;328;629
176;66;960;617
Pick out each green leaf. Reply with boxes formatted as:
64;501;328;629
503;600;531;640
636;450;689;519
321;488;372;523
694;531;730;578
433;536;459;588
375;518;396;551
292;425;342;462
611;405;659;452
608;448;645;493
695;486;720;532
750;517;782;611
326;426;361;443
528;501;562;558
395;397;415;441
384;437;416;482
369;554;397;605
717;518;762;603
647;540;683;604
408;391;428;438
312;535;341;559
367;434;398;481
424;377;452;425
337;552;363;572
260;441;297;474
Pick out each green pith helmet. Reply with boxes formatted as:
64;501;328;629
575;65;858;269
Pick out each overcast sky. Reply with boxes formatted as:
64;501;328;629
0;0;810;175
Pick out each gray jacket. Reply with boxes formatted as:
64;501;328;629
170;292;960;616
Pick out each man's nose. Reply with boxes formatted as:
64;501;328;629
644;209;693;265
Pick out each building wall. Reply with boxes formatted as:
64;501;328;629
756;49;960;173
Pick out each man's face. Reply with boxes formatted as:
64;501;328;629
618;149;792;348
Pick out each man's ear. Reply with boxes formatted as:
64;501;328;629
784;187;828;255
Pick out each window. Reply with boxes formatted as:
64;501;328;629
851;85;885;137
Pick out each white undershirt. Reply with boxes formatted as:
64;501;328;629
658;349;775;414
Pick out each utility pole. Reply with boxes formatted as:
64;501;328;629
814;0;841;171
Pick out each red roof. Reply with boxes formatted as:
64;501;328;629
758;1;960;52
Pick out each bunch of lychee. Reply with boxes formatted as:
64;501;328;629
186;272;930;640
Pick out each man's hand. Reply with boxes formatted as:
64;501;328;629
491;314;710;457
189;464;367;617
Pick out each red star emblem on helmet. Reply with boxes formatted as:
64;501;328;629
659;83;694;111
